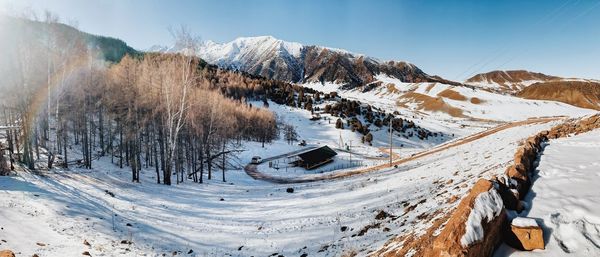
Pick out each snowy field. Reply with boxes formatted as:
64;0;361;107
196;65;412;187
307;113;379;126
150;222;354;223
0;118;564;256
496;129;600;257
0;87;594;256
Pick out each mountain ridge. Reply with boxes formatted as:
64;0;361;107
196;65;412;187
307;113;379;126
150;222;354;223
0;15;139;63
149;35;467;88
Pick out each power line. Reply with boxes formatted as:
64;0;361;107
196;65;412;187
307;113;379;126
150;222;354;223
458;0;579;82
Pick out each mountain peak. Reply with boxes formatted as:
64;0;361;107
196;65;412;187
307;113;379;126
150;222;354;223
193;35;462;87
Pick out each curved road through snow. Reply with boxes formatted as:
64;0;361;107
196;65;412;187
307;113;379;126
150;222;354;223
244;117;563;184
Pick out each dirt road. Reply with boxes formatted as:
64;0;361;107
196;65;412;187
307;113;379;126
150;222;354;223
244;117;562;184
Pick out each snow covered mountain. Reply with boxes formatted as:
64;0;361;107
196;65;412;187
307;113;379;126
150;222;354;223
198;36;305;82
151;35;465;88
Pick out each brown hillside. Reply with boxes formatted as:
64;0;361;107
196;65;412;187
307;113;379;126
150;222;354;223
516;80;600;110
466;70;560;84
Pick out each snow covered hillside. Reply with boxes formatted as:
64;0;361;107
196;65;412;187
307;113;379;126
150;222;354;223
155;36;599;126
302;75;595;125
495;129;600;257
0;113;566;257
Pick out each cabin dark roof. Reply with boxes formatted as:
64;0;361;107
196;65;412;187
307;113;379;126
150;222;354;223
297;146;337;164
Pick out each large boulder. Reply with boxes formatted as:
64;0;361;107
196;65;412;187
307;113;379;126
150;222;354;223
428;179;506;257
505;217;545;250
0;250;15;257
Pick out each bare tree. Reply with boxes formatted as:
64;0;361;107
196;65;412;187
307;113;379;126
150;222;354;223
160;26;198;185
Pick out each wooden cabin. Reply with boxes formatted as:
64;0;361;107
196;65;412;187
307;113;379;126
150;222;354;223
291;145;337;170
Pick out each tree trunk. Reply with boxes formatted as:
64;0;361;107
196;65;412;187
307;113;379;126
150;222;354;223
119;121;123;169
99;107;104;156
206;145;212;180
222;140;226;182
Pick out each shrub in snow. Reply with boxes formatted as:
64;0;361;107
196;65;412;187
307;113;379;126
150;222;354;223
335;118;344;129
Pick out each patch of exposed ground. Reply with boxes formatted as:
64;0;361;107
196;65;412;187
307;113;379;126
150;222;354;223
424;83;437;93
398;92;466;118
470;97;484;104
385;83;400;94
437;88;467;101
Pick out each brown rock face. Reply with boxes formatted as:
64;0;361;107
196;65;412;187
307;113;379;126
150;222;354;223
507;224;545;250
428;179;506;257
302;46;442;89
0;250;15;257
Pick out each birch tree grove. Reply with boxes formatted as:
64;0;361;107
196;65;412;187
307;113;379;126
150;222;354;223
2;15;287;185
161;28;197;185
101;53;278;185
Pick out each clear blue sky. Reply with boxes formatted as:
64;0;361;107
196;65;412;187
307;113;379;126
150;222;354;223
2;0;599;81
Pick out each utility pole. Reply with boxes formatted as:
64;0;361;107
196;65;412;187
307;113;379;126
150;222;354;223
348;140;352;165
389;119;393;167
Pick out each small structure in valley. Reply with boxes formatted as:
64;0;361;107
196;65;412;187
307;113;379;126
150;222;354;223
290;145;337;170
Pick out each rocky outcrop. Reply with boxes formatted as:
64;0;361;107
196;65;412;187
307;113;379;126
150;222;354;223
427;179;506;257
546;114;600;138
0;250;15;257
503;114;600;201
415;114;600;256
502;131;546;199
